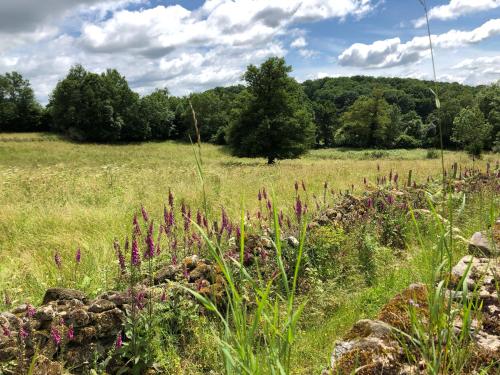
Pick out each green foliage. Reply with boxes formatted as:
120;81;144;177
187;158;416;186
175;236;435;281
394;134;422;149
426;149;439;159
451;106;492;156
0;72;43;132
140;89;175;139
50;65;137;142
335;90;396;148
477;81;500;149
305;225;352;281
227;57;315;164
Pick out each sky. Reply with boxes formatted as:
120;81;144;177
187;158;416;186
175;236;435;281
0;0;499;103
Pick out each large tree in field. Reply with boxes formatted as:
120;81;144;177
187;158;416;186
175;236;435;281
451;106;492;156
227;57;315;164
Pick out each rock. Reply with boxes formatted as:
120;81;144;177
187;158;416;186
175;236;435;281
377;283;428;332
99;291;130;306
330;319;403;374
286;236;300;248
66;308;90;327
92;308;124;338
469;231;499;257
31;355;64;375
260;236;273;249
88;299;116;313
35;305;56;322
42;288;87;305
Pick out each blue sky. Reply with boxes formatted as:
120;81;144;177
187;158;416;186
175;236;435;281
0;0;499;103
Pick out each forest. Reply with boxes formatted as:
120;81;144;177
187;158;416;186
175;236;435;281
1;58;499;158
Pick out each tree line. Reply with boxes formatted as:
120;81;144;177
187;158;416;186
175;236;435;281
1;57;499;162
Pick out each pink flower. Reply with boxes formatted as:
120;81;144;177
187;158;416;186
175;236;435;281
26;304;36;318
75;248;81;264
1;324;11;337
115;331;123;349
141;205;149;222
51;326;61;346
54;252;62;269
20;327;29;340
131;238;141;267
67;325;74;340
168;189;174;208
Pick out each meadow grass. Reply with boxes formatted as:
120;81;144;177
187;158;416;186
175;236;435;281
0;132;496;304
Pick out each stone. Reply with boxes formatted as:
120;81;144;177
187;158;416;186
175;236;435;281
66;308;90;327
286;236;300;248
469;231;499;257
92;308;124;338
330;319;403;375
42;288;87;305
88;299;116;313
31;355;64;375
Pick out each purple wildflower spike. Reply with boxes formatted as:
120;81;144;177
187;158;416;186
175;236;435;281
115;240;126;274
262;187;268;200
115;331;123;349
295;196;302;223
145;222;155;259
20;327;29;340
294;181;299;192
168;189;174;208
1;324;11;337
257;190;262;201
131;238;140;266
141;205;149;222
26;304;36;318
67;324;74;340
135;291;146;310
133;214;141;236
196;210;202;226
51;326;61;346
54;252;62;269
75;248;81;264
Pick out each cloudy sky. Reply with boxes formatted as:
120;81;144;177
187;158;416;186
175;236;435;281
1;0;499;103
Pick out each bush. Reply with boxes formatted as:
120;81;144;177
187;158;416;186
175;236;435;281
364;150;390;159
393;134;422;149
426;149;439;159
304;225;352;281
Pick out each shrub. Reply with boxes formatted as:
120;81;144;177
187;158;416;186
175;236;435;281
394;134;422;149
426;149;439;159
304;225;352;281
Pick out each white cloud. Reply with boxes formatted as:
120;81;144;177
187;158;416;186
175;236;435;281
339;18;500;68
413;0;500;28
291;37;307;48
0;0;375;102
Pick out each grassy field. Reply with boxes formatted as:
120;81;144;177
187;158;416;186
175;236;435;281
0;132;499;373
0;132;497;304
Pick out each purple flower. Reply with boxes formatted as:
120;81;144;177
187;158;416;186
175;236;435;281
196;210;202;226
145;222;155;259
266;199;272;212
387;195;395;205
235;226;241;243
67;324;74;340
131;238;141;267
294;181;299;192
133;214;141;236
295;197;302;223
51;326;61;346
115;331;123;349
26;304;36;318
257;190;262;201
20;327;29;340
262;187;268;200
54;252;62;269
160;288;167;302
115;240;126;274
141;205;149;222
75;248;81;264
1;324;11;337
168;189;174;208
135;291;146;310
366;198;373;209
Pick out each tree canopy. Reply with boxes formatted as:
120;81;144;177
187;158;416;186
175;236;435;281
1;61;498;157
227;57;315;164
